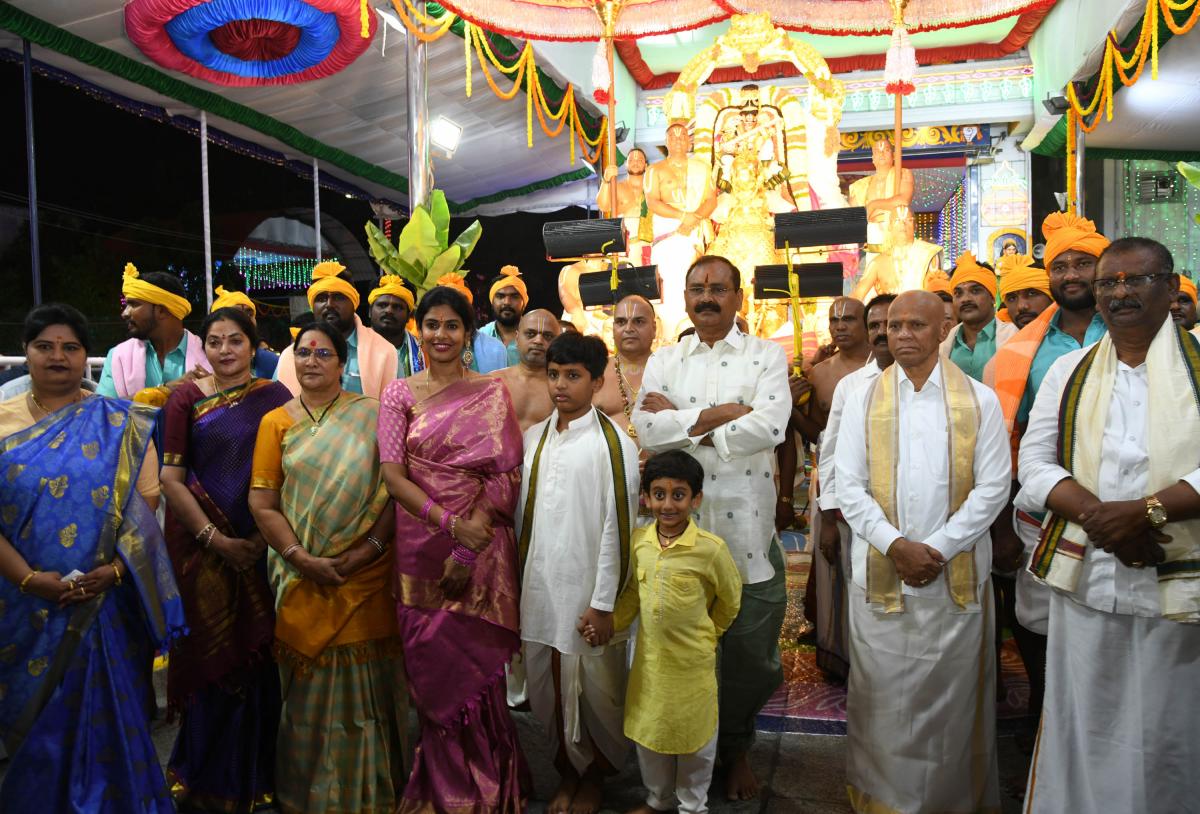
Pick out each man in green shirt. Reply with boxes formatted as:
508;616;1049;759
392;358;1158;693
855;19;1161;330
941;252;1014;381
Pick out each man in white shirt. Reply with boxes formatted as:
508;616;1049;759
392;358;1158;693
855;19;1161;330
632;255;790;801
516;333;641;814
836;290;1010;814
813;294;896;677
1016;237;1200;814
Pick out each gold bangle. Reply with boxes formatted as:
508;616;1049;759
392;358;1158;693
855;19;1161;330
19;569;39;593
111;561;122;585
778;495;793;504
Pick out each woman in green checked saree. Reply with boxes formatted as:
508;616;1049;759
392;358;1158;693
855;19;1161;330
249;323;407;814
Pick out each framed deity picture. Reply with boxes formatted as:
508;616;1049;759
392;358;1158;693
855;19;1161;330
988;228;1028;264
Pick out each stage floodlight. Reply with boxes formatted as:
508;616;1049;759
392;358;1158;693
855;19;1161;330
754;262;845;301
542;218;627;261
773;207;868;250
578;265;660;308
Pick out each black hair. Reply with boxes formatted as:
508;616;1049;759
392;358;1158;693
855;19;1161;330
545;332;608;379
292;321;349;366
415;285;476;338
22;302;91;353
641;450;704;496
1100;237;1175;275
136;271;187;299
865;293;897;317
685;255;741;291
934;291;953;304
290;311;316;330
202;307;259;349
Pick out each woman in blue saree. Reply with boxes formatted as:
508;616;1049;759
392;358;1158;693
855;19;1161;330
0;303;185;813
160;307;292;812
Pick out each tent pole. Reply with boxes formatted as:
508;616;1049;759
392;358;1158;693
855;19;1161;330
407;0;431;211
200;110;213;308
313;157;322;262
22;39;41;305
1074;118;1086;218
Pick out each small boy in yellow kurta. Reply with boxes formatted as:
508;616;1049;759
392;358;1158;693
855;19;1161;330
582;450;741;814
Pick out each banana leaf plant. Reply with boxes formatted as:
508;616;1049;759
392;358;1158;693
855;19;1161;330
1178;161;1200;225
365;190;483;298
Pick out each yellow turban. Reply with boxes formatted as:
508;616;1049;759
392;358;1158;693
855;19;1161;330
121;263;192;319
436;273;474;305
949;251;997;299
923;270;952;296
1179;274;1197;304
1042;212;1110;268
488;265;528;305
306;261;360;310
211;285;255;314
368;275;415;309
998;255;1051;301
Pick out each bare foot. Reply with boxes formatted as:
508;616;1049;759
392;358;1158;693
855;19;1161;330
569;773;604;814
725;751;761;801
548;774;579;814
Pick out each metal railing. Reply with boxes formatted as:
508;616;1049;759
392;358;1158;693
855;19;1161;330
0;355;107;381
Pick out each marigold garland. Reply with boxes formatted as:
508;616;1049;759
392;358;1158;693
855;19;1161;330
393;3;607;165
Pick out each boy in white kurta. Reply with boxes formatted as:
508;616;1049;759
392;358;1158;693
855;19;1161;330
593;450;741;814
516;333;640;814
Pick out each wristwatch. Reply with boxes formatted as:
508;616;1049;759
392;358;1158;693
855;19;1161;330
1144;496;1168;529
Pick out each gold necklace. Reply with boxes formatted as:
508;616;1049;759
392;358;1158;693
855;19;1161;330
213;377;251;409
614;355;641;439
28;390;82;417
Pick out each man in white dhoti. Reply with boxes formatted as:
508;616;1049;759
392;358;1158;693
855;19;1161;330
516;332;641;814
632;255;791;801
814;293;896;677
645;121;718;339
1016;237;1200;814
835;290;1010;814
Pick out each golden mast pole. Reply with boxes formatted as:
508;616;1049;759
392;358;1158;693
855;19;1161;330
599;0;623;219
890;0;908;179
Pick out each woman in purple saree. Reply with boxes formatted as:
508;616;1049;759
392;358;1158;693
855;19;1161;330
160;308;292;812
378;286;529;813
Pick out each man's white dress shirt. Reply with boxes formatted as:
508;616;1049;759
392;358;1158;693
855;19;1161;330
1016;348;1200;617
516;408;641;655
817;359;883;513
835;361;1011;595
632;326;791;584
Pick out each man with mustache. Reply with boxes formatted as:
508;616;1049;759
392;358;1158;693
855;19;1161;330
632;255;790;802
1170;273;1197;331
997;256;1054;331
1017;237;1200;814
836;290;1009;814
97;263;210;399
983;213;1110;730
785;298;869;679
480;265;530;367
273;261;397;398
367;275;421;377
492;310;562;433
941;252;1015;382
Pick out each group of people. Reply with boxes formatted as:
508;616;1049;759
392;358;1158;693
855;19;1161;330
0;209;1197;814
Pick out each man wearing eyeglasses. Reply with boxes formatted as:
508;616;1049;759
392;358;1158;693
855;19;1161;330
1016;237;1200;814
632;255;790;803
980;213;1111;733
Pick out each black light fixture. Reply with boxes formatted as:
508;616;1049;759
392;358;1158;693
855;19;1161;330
542;218;627;261
578;264;660;307
753;262;844;301
773;207;868;250
1042;94;1069;115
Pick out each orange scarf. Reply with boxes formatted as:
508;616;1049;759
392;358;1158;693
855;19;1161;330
984;303;1058;467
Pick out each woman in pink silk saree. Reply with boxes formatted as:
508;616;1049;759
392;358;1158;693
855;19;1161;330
378;286;529;814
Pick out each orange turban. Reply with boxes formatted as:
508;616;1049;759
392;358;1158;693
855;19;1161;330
949;252;997;298
436;273;474;304
368;275;415;309
211;285;255;314
924;270;952;296
306;261;360;310
488;265;528;305
1179;274;1197;304
1042;212;1110;268
998;255;1051;300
